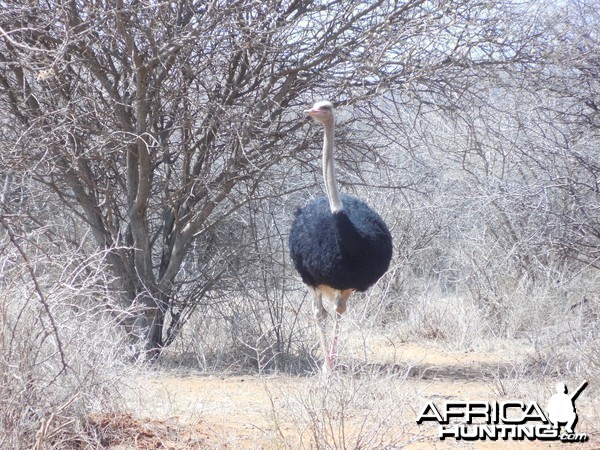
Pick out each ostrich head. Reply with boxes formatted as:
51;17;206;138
305;100;334;124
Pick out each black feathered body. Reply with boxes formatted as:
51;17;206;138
289;194;393;292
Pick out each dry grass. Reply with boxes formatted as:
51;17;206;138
266;371;420;449
0;246;136;449
83;412;207;449
115;330;600;449
2;229;598;448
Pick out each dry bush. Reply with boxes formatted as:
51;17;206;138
159;167;599;383
160;289;320;375
0;236;136;448
267;372;419;449
84;412;206;448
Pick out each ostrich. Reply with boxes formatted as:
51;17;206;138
289;100;393;373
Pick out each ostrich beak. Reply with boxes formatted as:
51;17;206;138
305;108;324;118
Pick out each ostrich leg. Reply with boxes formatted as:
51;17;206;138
310;287;333;372
328;290;350;370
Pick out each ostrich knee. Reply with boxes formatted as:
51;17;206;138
311;288;328;325
314;304;328;324
334;289;352;316
335;298;347;316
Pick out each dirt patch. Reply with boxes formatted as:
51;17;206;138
119;375;306;448
83;413;207;449
105;341;598;449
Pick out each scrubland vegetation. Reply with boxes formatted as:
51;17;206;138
1;0;598;447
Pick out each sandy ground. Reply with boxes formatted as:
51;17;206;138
104;340;599;449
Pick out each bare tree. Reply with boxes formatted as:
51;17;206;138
0;0;547;356
525;0;600;269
